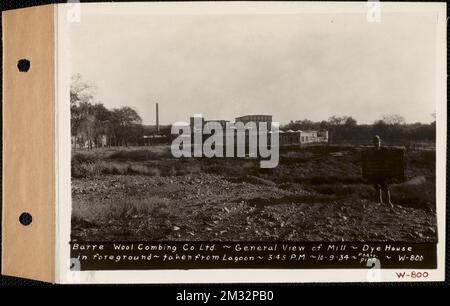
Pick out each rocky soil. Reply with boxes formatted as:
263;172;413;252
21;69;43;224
71;172;437;242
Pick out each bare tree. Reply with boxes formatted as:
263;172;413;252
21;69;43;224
70;74;98;150
381;114;406;125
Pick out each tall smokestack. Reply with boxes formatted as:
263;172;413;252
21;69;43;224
156;102;159;133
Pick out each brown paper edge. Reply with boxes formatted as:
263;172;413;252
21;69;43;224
2;5;55;283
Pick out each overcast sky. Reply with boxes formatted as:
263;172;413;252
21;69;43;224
69;5;439;125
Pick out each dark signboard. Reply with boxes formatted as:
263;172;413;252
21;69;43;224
361;148;405;183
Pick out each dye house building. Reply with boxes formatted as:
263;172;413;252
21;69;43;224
279;129;328;145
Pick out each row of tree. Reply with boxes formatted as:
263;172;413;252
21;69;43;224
72;74;436;150
71;74;144;150
282;114;436;145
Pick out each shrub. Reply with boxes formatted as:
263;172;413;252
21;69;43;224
310;183;373;199
72;159;103;178
71;196;173;226
71;199;105;225
109;150;162;161
72;153;98;163
308;176;363;185
71;159;163;178
391;181;435;210
407;150;435;166
72;154;101;178
309;180;435;210
129;164;161;176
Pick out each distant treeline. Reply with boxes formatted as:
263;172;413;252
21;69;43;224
72;74;435;149
282;115;436;145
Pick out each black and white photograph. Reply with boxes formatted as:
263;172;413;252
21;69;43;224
62;2;446;280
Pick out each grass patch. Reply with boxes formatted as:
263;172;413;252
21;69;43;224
391;181;435;210
407;150;435;167
72;159;162;178
109;149;171;161
72;196;173;226
309;183;373;199
309;180;435;210
307;175;363;185
110;150;159;161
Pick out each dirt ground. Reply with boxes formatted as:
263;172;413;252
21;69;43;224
71;145;437;242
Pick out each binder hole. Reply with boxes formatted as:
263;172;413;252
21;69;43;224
17;59;31;72
19;212;32;226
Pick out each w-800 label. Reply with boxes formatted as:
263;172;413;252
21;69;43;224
396;271;430;279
